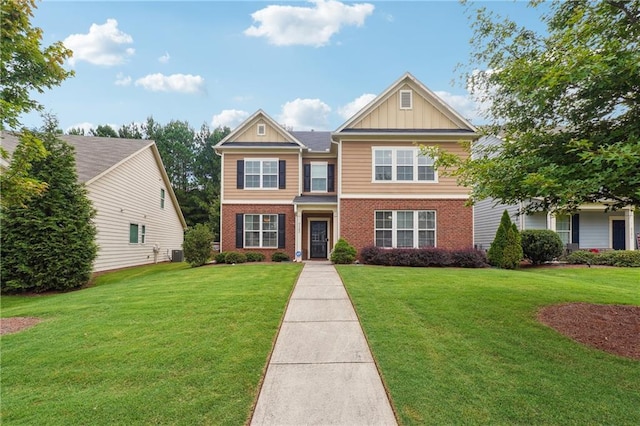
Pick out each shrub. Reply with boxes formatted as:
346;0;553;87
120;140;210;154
488;210;523;269
224;251;247;264
245;252;266;262
598;251;640;267
358;246;486;268
331;238;357;264
565;250;598;265
214;251;228;264
521;230;564;264
487;210;510;267
271;251;290;262
183;223;213;267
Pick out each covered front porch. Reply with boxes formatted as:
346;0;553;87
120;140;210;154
293;195;338;261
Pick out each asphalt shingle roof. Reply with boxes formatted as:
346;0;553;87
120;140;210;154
290;131;332;152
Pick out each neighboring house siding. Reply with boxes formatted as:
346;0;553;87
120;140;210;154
473;198;520;250
220;204;295;259
351;84;459;129
340;141;469;196
222;153;299;201
341;198;472;252
88;147;184;272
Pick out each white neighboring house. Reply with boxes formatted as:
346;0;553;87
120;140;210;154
2;133;187;272
473;135;639;252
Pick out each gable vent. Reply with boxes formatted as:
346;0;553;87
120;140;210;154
399;90;413;110
257;123;266;136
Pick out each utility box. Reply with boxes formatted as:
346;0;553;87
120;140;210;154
172;250;184;262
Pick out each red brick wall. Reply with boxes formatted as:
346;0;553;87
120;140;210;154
221;204;296;260
340;199;473;251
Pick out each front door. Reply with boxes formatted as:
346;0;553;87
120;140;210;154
612;220;626;250
310;221;328;258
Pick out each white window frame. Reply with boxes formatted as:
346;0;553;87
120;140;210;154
257;123;266;136
372;147;437;183
160;188;165;209
244;214;278;248
244;158;279;190
556;215;571;245
141;225;146;244
310;162;328;193
129;223;139;244
374;210;436;248
399;90;413;110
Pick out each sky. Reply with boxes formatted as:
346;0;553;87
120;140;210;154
21;0;548;134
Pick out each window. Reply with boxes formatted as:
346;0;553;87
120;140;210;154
311;162;328;192
399;90;413;109
372;148;436;182
160;188;165;209
245;214;278;248
257;123;266;136
556;215;571;245
245;159;278;189
141;225;146;244
129;224;139;244
375;210;436;248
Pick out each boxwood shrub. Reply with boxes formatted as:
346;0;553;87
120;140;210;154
566;250;640;267
359;246;487;268
271;251;291;262
224;251;247;264
245;252;266;262
520;229;564;264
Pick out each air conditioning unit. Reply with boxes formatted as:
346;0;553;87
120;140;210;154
171;250;184;262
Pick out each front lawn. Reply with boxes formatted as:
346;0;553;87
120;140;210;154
338;266;640;425
1;262;302;425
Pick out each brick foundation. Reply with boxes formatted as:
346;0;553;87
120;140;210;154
340;199;473;252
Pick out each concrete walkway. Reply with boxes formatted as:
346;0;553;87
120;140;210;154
251;261;397;426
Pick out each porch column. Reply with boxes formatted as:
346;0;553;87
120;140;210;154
547;212;556;231
295;206;302;261
332;208;339;251
625;208;635;251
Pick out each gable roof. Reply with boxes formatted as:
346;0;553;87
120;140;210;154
334;72;477;134
290;131;332;152
1;132;187;229
215;109;306;149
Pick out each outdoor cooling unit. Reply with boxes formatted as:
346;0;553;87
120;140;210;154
171;250;184;262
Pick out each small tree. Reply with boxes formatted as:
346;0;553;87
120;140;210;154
182;223;213;267
330;238;357;264
487;210;510;267
488;210;522;269
521;230;564;265
1;127;97;293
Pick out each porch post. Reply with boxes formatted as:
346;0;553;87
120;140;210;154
332;208;339;251
625;207;635;251
547;212;557;231
295;206;302;260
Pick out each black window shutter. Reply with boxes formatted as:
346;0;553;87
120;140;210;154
236;160;244;189
327;164;335;192
278;214;286;249
279;160;286;189
303;164;311;192
235;213;244;248
571;214;580;244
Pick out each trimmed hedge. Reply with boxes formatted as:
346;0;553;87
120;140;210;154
521;229;564;264
360;246;488;268
271;251;291;262
245;252;266;262
566;250;640;267
224;251;247;264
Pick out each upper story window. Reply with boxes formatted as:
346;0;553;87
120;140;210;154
245;159;278;189
399;90;413;109
372;148;436;183
311;162;328;192
160;188;165;209
257;123;266;136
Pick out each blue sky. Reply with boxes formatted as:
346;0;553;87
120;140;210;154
22;1;547;133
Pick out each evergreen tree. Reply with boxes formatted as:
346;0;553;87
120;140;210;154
1;126;97;293
502;223;523;270
487;210;511;267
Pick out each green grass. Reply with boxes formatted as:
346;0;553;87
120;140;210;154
337;266;640;425
1;262;302;425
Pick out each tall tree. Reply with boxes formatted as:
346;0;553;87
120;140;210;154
89;124;118;138
430;0;640;213
1;118;98;293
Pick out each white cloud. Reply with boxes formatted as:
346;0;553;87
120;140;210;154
212;109;250;129
158;52;170;63
64;19;135;66
278;98;331;130
66;122;94;134
338;93;376;119
134;73;206;94
244;0;375;47
114;72;132;86
434;90;491;124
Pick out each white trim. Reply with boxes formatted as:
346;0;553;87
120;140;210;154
243;213;278;249
257;123;266;136
399;89;413;110
371;147;438;183
340;193;469;200
310;161;328;193
216;109;307;149
244;158;279;190
374;210;437;248
307;217;330;259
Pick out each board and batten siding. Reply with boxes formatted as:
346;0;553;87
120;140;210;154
350;84;459;130
87;147;184;272
234;120;289;143
222;153;299;201
340;141;470;196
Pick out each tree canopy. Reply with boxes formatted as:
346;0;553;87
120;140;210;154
430;0;640;213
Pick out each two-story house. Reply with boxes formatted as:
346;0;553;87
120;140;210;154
215;73;478;260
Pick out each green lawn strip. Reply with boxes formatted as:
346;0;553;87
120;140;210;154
338;266;640;425
1;262;302;425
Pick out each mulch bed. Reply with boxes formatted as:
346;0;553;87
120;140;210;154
538;303;640;360
1;317;42;335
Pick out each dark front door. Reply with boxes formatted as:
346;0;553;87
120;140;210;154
310;221;328;258
612;220;626;250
